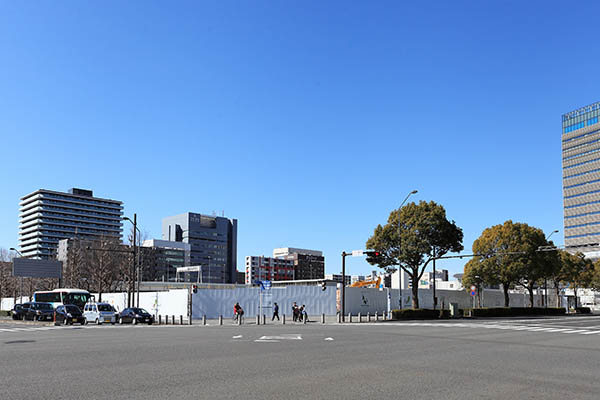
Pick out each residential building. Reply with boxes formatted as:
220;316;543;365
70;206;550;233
162;212;237;283
562;101;600;258
245;256;294;284
140;239;191;282
20;188;123;259
273;247;325;280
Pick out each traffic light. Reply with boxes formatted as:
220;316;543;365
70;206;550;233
321;281;327;291
364;250;383;264
192;284;198;294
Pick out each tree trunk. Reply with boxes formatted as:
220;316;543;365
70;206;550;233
411;283;419;309
503;285;510;307
527;285;534;308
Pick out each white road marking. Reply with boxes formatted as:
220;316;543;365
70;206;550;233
258;334;302;341
232;335;243;339
324;337;334;341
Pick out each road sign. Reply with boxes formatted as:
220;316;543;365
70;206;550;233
470;285;476;291
351;250;364;257
470;291;476;296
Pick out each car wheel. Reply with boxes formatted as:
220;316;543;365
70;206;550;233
95;318;100;325
84;318;88;325
148;320;153;325
133;318;138;325
119;317;123;325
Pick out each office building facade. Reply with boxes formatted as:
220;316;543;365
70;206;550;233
20;188;123;259
141;239;191;282
245;256;295;284
162;212;237;283
562;101;600;257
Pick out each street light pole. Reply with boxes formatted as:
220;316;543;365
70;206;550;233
123;214;139;308
544;229;559;308
397;190;417;310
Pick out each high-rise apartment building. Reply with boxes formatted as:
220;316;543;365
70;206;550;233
562;101;600;256
19;188;123;259
244;256;295;284
162;212;237;283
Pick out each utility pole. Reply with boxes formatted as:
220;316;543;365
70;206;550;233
432;247;437;310
341;251;350;322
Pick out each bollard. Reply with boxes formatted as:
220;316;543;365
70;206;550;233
322;313;325;324
262;314;266;325
180;315;183;325
202;315;207;325
172;315;175;325
304;315;307;324
238;314;242;325
348;313;352;323
282;314;286;325
158;315;162;325
165;315;169;325
189;315;192;325
367;312;370;322
337;313;341;323
358;313;362;323
219;315;223;326
256;314;260;325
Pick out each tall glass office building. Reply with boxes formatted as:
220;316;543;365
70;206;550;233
562;101;600;256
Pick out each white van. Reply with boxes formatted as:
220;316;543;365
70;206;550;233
83;302;118;325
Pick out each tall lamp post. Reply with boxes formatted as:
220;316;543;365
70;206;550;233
9;248;24;302
544;229;559;308
397;190;417;309
123;214;140;308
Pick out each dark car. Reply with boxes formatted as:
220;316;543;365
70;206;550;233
11;303;30;320
24;302;55;321
55;305;85;325
118;308;154;325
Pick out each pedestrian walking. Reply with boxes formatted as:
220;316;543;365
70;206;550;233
272;302;280;321
292;302;298;322
301;305;309;323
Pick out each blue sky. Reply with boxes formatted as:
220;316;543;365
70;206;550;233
1;1;599;277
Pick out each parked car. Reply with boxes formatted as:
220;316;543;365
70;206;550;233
11;303;30;320
55;305;85;325
83;302;117;325
24;302;55;321
118;308;154;325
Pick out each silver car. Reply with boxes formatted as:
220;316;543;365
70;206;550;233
83;302;118;325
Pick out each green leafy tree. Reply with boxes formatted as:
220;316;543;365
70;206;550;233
464;221;555;307
556;251;594;308
366;200;463;309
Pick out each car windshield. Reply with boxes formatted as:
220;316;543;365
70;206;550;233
38;303;53;310
98;304;114;312
132;308;149;314
65;305;81;313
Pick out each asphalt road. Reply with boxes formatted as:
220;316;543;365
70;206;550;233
2;315;600;400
